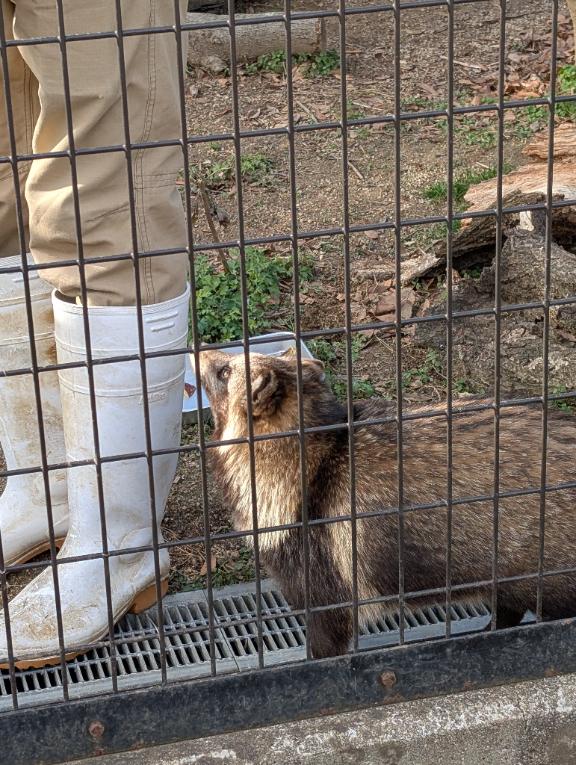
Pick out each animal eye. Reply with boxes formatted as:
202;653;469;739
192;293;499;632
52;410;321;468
217;365;231;382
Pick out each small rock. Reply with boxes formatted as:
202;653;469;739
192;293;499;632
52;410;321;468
201;55;228;74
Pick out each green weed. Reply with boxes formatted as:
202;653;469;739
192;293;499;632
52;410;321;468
402;349;443;388
353;126;371;140
308;338;338;366
204;152;274;188
192;246;312;343
332;377;376;400
556;64;576;120
346;100;366;120
453;379;485;395
400;96;448;111
308;336;375;400
414;220;462;248
423;165;512;206
244;49;339;78
424;180;453;202
461;265;483;279
239;154;274;185
175;547;257;592
513;105;547;140
300;49;340;77
168;570;197;593
462;125;496;149
244;49;287;75
551;385;576;414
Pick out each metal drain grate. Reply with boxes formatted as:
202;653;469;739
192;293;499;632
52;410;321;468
213;588;306;667
0;580;491;710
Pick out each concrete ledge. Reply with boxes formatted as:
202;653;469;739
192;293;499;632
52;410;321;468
69;673;576;765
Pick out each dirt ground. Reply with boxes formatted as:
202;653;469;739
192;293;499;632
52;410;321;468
2;0;573;597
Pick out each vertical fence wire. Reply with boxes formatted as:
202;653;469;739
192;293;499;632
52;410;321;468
444;0;455;638
282;0;313;660
53;0;120;693
337;0;360;652
537;0;559;623
112;1;171;682
490;0;507;631
227;0;265;668
0;4;38;706
172;1;219;676
393;0;406;644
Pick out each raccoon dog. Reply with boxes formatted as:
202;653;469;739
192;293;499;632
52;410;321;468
194;349;576;658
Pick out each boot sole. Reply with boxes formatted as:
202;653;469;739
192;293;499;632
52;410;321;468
0;578;169;670
8;537;67;567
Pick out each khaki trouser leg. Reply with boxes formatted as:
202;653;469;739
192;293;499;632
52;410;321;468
11;0;188;306
0;0;39;258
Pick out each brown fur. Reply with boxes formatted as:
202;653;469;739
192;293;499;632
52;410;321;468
194;349;576;658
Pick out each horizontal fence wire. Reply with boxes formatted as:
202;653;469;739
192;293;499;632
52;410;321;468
0;0;572;728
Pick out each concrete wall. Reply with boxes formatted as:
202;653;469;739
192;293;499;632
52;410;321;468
69;673;576;765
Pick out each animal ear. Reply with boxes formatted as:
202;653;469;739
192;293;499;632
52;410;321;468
249;369;281;417
302;358;326;383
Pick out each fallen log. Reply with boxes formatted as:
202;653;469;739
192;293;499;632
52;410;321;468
523;123;576;161
188;0;226;12
460;161;576;246
414;230;576;395
187;11;326;69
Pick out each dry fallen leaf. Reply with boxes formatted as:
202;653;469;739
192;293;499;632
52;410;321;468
373;293;396;316
365;286;416;329
556;327;576;344
419;82;444;100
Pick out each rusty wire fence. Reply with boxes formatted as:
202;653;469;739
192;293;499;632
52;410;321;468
0;0;576;762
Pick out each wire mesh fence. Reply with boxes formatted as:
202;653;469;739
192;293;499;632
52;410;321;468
0;0;575;756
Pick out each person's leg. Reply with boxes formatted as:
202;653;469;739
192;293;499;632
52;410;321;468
0;0;68;567
0;0;190;666
14;0;188;306
0;0;36;256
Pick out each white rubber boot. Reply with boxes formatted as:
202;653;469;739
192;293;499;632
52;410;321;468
0;255;68;566
0;287;189;668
